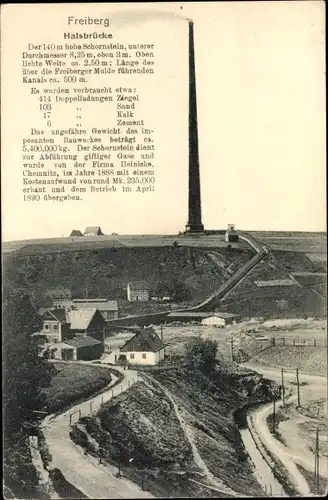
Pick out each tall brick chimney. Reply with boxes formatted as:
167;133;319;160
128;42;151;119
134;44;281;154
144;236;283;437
185;20;204;234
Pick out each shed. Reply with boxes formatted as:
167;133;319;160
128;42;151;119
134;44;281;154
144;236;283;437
70;229;83;236
84;226;104;236
50;336;104;361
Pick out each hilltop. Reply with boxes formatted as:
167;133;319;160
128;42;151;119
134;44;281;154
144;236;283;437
2;237;326;317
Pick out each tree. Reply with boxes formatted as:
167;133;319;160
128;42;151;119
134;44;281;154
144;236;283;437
3;286;54;441
185;338;218;374
170;280;192;302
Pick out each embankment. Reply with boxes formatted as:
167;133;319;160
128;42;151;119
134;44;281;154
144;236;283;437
70;362;280;497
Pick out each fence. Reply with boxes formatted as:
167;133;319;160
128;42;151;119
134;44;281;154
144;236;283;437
270;337;327;348
68;374;138;426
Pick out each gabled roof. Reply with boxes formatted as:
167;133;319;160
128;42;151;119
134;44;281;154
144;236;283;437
67;308;97;330
64;336;103;348
128;281;149;291
70;229;83;236
73;299;118;311
84;226;104;235
120;327;166;353
42;308;68;323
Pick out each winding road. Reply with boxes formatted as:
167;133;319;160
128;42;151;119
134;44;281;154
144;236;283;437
42;364;152;499
242;362;327;496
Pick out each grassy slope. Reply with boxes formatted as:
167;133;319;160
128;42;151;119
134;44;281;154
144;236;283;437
3;246;250;307
254;346;327;376
42;362;113;414
70;364;280;497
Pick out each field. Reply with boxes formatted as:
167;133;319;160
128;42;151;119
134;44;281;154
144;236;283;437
253;347;327;376
42;362;113;414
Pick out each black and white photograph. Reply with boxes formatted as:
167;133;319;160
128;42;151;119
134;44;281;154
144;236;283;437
1;2;327;498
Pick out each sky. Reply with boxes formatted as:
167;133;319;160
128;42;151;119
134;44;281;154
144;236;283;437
1;1;326;241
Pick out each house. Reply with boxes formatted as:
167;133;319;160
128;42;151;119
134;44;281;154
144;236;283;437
105;327;166;366
38;307;108;344
84;226;104;236
201;312;239;327
70;229;83;236
72;298;119;320
50;337;104;361
38;308;71;343
127;281;150;301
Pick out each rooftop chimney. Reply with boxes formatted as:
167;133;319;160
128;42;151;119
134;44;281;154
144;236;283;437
185;21;204;233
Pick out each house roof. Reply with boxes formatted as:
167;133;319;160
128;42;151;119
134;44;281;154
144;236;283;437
72;299;118;311
64;336;103;348
84;226;104;235
67;308;97;330
128;281;149;291
47;288;71;299
43;308;68;323
70;229;83;236
120;327;166;353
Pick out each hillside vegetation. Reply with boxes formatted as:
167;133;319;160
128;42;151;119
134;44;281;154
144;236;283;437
3;246;250;308
70;362;279;497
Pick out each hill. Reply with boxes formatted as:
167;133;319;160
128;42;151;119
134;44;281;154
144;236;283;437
69;362;279;497
2;246;251;309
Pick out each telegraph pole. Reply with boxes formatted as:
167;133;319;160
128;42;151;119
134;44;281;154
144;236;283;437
296;368;301;407
272;398;276;434
314;427;320;495
281;368;285;405
229;337;234;362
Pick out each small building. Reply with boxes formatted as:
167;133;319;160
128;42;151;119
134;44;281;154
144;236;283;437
72;298;119;320
225;224;239;243
70;229;83;237
50;336;104;361
84;226;104;236
201;313;238;327
127;281;150;302
167;311;239;325
105;327;166;366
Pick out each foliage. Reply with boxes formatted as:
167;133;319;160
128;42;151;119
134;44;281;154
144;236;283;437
185;338;218;374
3;283;54;497
3;286;54;440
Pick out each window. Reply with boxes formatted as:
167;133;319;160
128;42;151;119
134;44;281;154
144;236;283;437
142;353;147;359
53;324;58;330
44;324;49;330
130;353;135;359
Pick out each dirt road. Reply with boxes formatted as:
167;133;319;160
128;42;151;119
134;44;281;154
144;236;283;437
243;362;327;495
42;365;152;499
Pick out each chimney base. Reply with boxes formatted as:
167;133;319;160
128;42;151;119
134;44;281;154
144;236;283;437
185;223;205;234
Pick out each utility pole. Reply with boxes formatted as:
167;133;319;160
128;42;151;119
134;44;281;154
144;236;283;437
230;337;234;362
314;427;320;495
296;368;301;407
160;323;163;342
272;398;276;434
281;368;285;405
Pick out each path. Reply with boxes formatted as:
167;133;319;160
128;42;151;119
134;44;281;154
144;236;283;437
42;364;152;499
142;373;240;497
243;362;327;495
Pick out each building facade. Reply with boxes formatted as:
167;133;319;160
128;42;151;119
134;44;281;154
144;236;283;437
104;327;166;366
127;281;150;301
